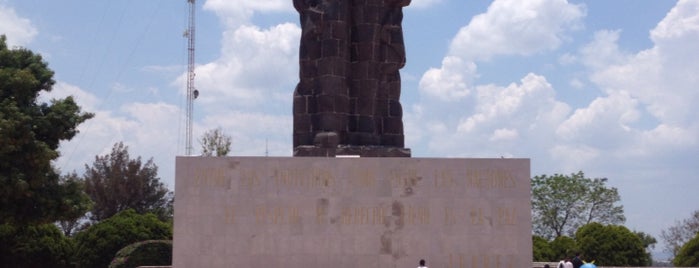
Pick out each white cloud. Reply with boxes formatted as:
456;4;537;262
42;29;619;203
582;0;699;136
418;56;476;100
549;144;599;173
419;0;585;102
651;0;699;42
580;30;629;70
457;73;565;134
198;112;292;156
40;81;101;111
449;0;585;61
176;23;300;113
203;0;292;27
0;3;37;47
556;91;640;144
490;128;519;142
409;0;443;9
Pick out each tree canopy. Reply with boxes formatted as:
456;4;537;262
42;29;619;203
661;209;699;257
83;142;172;222
674;232;699;267
72;209;172;268
199;127;232;156
575;223;649;266
0;35;93;225
0;223;75;268
531;171;625;239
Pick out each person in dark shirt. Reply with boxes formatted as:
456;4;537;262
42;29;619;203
572;252;584;268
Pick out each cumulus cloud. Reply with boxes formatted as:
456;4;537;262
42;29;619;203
177;23;300;113
418;0;585;101
580;0;699;152
0;3;37;47
203;0;292;27
457;73;568;134
42;82;182;186
449;0;585;61
556;91;640;145
419;56;476;100
409;0;443;9
543;0;699;172
40;82;101;111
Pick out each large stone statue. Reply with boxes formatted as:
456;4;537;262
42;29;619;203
293;0;411;157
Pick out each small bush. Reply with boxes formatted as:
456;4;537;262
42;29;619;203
73;209;172;268
109;240;172;268
0;223;74;268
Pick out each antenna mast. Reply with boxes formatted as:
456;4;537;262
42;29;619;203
185;0;197;155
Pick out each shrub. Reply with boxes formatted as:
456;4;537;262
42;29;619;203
0;223;74;268
109;240;172;268
674;232;699;267
73;209;172;268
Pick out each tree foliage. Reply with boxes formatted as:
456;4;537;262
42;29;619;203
83;142;172;222
199;127;232;156
661;210;699;257
550;235;577;260
56;172;93;236
533;235;555;261
0;223;75;268
674;232;699;267
531;171;625;239
575;222;649;266
634;231;657;265
0;35;93;225
72;209;172;268
109;240;172;268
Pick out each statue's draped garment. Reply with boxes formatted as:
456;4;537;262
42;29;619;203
293;0;411;149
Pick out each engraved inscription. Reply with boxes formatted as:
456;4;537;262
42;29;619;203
273;168;336;189
193;168;228;188
255;206;300;225
465;169;517;189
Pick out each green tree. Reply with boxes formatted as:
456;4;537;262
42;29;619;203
83;142;172;222
0;223;75;268
199;127;232;156
550;235;577;261
533;235;555;261
531;171;625;239
661;210;699;257
634;231;657;266
56;172;93;236
575;222;648;266
109;240;172;268
72;209;172;268
674;232;699;267
0;35;93;225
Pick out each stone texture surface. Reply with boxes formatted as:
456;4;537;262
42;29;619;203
174;157;531;268
292;0;411;155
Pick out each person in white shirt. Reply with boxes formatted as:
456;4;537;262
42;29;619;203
557;258;566;268
418;259;428;268
564;258;574;268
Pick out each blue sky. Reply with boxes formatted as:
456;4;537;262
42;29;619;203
2;0;698;258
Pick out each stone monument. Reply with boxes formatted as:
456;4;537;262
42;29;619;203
172;1;533;267
173;157;532;268
292;0;411;157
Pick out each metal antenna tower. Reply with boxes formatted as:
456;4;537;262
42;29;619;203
185;0;197;155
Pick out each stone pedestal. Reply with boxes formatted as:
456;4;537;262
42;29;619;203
174;157;531;268
294;145;411;157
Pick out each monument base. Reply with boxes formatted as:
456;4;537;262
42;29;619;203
293;145;412;157
174;157;531;268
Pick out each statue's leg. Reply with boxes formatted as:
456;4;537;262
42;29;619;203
376;5;407;147
348;0;382;146
313;0;351;147
293;8;322;147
